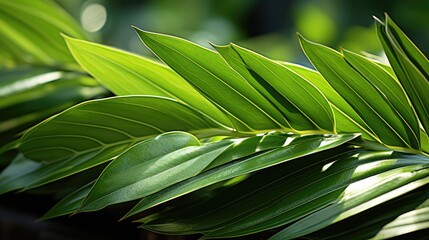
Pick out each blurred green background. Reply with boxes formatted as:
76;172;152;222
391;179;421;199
56;0;429;66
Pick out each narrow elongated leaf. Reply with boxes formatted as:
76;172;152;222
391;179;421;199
376;15;429;143
17;96;226;189
0;154;42;194
134;28;289;131
124;133;358;219
0;67;106;146
270;165;429;240
214;44;333;132
41;181;95;220
79;132;233;212
230;44;334;132
299;35;415;149
304;187;429;240
370;200;429;239
64;37;231;128
0;0;87;67
278;62;376;140
343;49;419;148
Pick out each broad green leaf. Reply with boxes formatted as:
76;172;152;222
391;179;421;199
269;165;429;240
134;28;289;131
0;0;87;67
79;132;233;212
41;181;95;220
376;15;429;144
64;37;231;128
17;96;226;189
230;44;334;132
342;49;419;149
299;35;414;149
278;62;376;140
0;67;106;146
124;133;358;219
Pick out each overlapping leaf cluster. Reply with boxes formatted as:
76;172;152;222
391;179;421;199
1;1;429;239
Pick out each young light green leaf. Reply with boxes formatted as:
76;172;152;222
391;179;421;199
18;96;227;189
134;28;289;132
342;49;419;149
376;15;429;145
0;0;88;67
124;133;358;219
64;37;231;128
79;132;233;212
299;35;415;149
228;43;334;132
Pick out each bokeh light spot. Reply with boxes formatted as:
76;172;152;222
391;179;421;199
81;3;107;32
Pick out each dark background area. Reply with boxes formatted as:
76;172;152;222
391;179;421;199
1;0;429;239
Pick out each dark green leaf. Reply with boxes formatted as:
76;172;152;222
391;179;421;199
124;133;358;219
79;132;233;212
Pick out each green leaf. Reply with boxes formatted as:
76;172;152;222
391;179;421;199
278;62;376;140
369;198;429;239
269;165;429;240
124;133;358;219
17;96;226;189
342;49;419;149
299;35;415;149
0;0;88;67
214;44;334;132
0;67;106;146
232;44;334;132
376;15;429;145
79;132;233;212
63;37;231;128
134;28;289;132
0;154;42;194
41;181;95;220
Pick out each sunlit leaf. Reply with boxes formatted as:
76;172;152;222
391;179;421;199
134;28;289;131
64;36;231;128
376;15;429;146
0;0;88;67
299;35;416;149
125;133;358;219
79;132;233;212
17;96;227;188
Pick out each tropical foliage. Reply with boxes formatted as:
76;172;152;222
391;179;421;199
1;1;429;239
